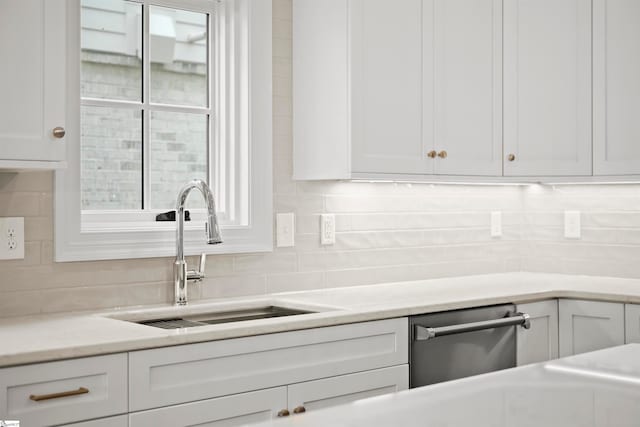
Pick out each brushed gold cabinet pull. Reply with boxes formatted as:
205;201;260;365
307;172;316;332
52;127;66;139
507;154;516;162
437;150;448;159
30;387;89;402
293;406;307;414
427;150;437;159
277;409;290;417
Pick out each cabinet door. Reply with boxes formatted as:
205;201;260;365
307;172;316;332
593;0;640;175
129;387;287;427
287;365;408;413
0;0;67;162
503;0;591;176
61;415;128;427
625;304;640;344
559;300;624;357
351;0;429;175
516;300;559;366
432;0;503;176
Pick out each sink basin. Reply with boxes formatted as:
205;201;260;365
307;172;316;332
136;306;315;329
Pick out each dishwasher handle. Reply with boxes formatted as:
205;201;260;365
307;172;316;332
414;312;531;341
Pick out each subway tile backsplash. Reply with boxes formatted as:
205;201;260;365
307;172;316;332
1;0;640;317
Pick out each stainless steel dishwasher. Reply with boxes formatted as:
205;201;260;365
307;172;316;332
409;304;530;388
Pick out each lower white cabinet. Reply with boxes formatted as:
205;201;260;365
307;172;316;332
129;366;408;427
61;415;129;427
287;365;408;413
625;304;640;344
0;354;128;427
516;300;559;366
559;299;625;357
129;387;287;427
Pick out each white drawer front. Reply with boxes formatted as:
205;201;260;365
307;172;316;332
0;354;127;427
130;318;408;411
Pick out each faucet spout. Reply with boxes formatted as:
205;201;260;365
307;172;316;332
174;179;222;306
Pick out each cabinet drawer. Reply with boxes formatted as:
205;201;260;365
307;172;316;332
129;318;408;411
0;354;127;427
61;415;128;427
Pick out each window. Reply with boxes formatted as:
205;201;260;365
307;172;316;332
55;0;273;261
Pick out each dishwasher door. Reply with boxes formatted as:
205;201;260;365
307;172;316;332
409;304;519;388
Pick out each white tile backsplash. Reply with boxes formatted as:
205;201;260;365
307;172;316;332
1;0;640;317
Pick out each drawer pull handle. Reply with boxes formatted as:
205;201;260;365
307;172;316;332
30;387;89;402
293;406;306;414
277;409;290;417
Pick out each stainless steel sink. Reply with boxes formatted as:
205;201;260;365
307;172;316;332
136;306;315;329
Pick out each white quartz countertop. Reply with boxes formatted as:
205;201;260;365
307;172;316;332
256;344;640;427
3;272;640;367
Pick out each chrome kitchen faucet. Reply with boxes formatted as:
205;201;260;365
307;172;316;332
174;179;223;306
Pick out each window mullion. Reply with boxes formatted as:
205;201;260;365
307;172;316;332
142;2;151;211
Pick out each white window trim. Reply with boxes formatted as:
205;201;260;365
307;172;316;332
55;0;273;262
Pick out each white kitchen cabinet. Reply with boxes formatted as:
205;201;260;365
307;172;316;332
129;318;408;411
559;299;625;357
0;0;68;168
593;0;640;175
430;0;503;176
287;365;409;413
0;354;128;427
502;0;592;177
294;0;503;180
625;304;640;344
61;415;129;427
129;366;409;426
129;387;287;427
516;300;559;366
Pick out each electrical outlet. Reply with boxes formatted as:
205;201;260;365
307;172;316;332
0;217;24;260
276;213;295;248
321;214;336;245
564;211;581;239
491;211;502;238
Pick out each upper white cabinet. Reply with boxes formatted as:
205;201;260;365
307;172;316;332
516;300;559;366
294;0;503;180
559;299;625;357
350;0;426;175
0;0;68;168
503;0;592;177
593;0;640;175
430;0;503;176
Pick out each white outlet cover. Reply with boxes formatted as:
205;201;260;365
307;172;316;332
321;214;336;245
276;213;295;248
0;217;25;260
564;211;581;239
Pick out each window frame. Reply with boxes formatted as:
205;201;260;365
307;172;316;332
55;0;273;262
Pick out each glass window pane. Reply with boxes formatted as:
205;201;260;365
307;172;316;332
81;106;142;210
149;6;208;107
149;111;208;209
81;0;142;101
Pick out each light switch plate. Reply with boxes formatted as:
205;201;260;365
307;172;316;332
320;214;336;245
276;213;295;248
491;211;502;238
0;217;25;260
564;211;581;239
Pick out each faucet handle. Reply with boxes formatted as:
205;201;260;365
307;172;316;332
198;253;207;275
187;253;207;282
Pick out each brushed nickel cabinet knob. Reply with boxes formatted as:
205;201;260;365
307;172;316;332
52;127;66;139
427;150;437;159
437;150;448;159
293;406;307;414
507;154;516;162
277;409;290;417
